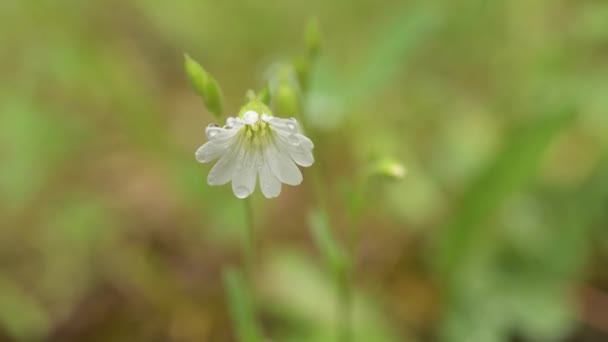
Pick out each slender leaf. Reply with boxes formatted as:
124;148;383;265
224;268;262;342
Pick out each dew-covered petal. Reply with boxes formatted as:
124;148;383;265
264;137;303;186
288;148;314;167
272;130;315;167
195;141;225;163
225;116;245;129
196;126;241;163
295;134;314;150
258;152;282;198
207;135;243;185
266;116;300;134
231;146;258;199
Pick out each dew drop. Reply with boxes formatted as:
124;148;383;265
206;124;221;139
243;111;259;125
234;186;250;199
284;119;298;133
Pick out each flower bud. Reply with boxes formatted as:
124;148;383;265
369;158;407;181
184;53;223;118
274;66;301;117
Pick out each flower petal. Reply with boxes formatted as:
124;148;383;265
196;126;240;163
231;145;258;199
266;116;300;134
258;152;282;198
264;136;303;186
273;131;314;167
207;134;243;185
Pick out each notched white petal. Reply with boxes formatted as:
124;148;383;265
288;148;314;167
296;134;314;150
267;117;299;134
259;154;281;198
205;124;222;139
195;141;226;163
207;135;243;185
265;139;303;186
196;125;240;163
272;129;315;167
231;147;258;199
198;114;313;198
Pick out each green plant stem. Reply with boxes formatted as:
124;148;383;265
297;80;353;342
243;197;256;284
342;177;367;342
338;269;353;342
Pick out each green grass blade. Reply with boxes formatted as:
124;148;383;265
435;109;577;280
224;268;262;342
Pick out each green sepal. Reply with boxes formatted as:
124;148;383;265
238;100;272;118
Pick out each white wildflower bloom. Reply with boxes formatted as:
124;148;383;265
195;108;314;199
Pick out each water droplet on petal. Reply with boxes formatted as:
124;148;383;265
234;186;250;199
243;111;259;125
283;118;298;133
206;124;222;139
226;117;236;127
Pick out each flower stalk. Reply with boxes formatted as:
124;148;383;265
243;197;256;284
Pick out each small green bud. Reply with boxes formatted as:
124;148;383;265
274;66;301;116
184;53;223;118
275;82;300;116
368;158;407;181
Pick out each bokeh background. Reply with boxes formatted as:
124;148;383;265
2;0;608;341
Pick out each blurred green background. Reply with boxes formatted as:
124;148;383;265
1;0;608;341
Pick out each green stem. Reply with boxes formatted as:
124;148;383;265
296;80;353;342
243;197;256;284
341;177;367;342
338;269;353;342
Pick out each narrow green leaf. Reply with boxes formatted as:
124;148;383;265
345;4;440;103
224;268;262;342
184;53;223;118
435;109;577;280
309;208;348;278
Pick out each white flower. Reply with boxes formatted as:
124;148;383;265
195;110;314;199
